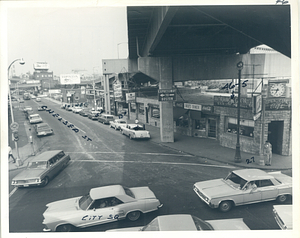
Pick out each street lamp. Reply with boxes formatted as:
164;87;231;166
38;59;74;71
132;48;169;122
8;58;25;166
117;42;128;59
234;61;243;163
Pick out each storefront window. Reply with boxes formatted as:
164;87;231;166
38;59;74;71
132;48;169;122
151;107;160;118
130;103;136;113
226;117;254;137
138;103;144;115
195;118;206;130
176;115;189;128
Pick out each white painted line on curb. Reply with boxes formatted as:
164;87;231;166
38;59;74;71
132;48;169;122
65;151;193;157
72;159;236;169
9;187;18;197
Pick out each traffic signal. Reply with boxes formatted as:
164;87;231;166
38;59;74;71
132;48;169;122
13;131;19;141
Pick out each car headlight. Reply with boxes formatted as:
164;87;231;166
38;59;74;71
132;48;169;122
12;180;18;184
36;178;41;183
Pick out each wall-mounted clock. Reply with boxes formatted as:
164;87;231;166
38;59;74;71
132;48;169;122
269;83;286;97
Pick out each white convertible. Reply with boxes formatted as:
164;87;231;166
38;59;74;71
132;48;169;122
193;169;292;212
42;185;163;232
120;124;150;139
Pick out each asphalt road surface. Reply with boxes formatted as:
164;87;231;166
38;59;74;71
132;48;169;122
8;98;292;232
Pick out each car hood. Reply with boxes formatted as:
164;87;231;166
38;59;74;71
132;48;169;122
130;187;156;199
44;197;82;214
273;205;293;229
194;179;239;198
206;218;250;230
13;169;45;180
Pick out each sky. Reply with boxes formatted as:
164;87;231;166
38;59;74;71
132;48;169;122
6;6;128;76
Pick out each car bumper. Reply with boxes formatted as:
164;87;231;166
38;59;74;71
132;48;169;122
12;181;43;187
193;186;216;207
37;132;53;136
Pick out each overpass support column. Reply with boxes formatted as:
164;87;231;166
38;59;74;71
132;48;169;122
158;58;174;142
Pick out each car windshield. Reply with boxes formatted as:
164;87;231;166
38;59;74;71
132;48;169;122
31;116;40;119
27;161;47;169
141;218;159;231
191;216;214;230
224;172;247;189
37;125;50;131
118;121;126;124
79;194;93;210
131;126;144;131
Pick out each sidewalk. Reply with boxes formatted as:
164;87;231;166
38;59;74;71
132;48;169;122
9;97;292;171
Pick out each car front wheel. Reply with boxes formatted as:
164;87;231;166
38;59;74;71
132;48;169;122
41;176;49;187
276;194;288;203
219;201;233;212
56;224;74;232
127;211;141;221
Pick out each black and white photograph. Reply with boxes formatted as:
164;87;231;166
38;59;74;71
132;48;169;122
1;0;299;238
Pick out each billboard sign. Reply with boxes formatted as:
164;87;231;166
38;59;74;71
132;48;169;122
60;74;80;85
33;62;50;70
113;80;122;98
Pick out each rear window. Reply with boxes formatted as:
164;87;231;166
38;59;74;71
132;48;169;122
122;186;135;198
106;116;113;119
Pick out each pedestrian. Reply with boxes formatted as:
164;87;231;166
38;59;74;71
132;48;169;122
135;118;139;124
264;141;272;166
142;123;145;130
8;146;16;163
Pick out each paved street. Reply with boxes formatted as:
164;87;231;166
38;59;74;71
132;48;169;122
8;98;292;232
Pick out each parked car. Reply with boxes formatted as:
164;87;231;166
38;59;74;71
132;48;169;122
42;184;163;232
19;98;24;103
38;106;44;111
11;150;70;187
36;97;41;102
72;106;83;113
23;106;33;112
29;114;43;124
66;104;73;111
79;109;90;117
106;214;250;231
88;110;101;120
193;169;292;212
25;110;35;119
121;124;150;139
30;95;36;99
34;123;54;137
272;205;292;230
109;119;127;130
97;114;114;124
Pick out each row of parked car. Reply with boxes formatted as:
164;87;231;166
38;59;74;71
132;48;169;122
61;103;151;140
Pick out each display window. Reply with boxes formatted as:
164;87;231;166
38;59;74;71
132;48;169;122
130;103;136;113
195;118;206;130
226;117;254;137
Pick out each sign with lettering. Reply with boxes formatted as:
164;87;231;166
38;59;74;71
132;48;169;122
126;93;136;103
158;89;176;101
214;96;252;109
175;102;184;108
202;105;214;113
113;80;122;98
184;103;202;111
265;98;291;110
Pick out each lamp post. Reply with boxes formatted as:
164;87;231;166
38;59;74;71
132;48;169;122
234;61;243;163
117;42;128;59
8;58;25;166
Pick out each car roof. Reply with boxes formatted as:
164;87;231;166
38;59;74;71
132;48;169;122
233;169;272;181
156;215;197;231
90;185;125;200
36;122;50;127
30;114;40;117
31;150;63;162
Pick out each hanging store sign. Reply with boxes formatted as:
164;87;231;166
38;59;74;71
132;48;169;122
184;103;202;111
113;81;122;98
202;105;214;113
265;98;291;110
126;92;136;103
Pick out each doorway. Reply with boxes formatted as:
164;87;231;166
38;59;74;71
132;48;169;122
208;119;216;138
268;121;284;155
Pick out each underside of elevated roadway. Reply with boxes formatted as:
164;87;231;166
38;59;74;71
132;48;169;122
125;5;291;142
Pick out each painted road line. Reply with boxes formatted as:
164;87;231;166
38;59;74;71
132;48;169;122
72;159;236;169
9;187;18;198
66;151;193;157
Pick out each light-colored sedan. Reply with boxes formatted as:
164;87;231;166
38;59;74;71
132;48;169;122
42;185;163;232
120;124;150;139
72;106;83;113
36;97;41;102
110;119;127;130
193;169;292;212
34;123;54;137
29;114;43;124
273;205;292;230
11;150;70;187
106;214;250;231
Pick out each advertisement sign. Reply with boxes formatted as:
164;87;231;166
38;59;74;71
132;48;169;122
26;80;40;84
60;74;80;85
49;89;61;94
113;80;122;98
33;62;49;70
126;92;136;103
184;103;202;111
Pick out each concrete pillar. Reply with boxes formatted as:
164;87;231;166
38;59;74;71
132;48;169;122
104;74;111;114
158;57;174;142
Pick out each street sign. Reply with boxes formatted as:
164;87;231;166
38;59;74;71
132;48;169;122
10;122;19;131
158;89;176;101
